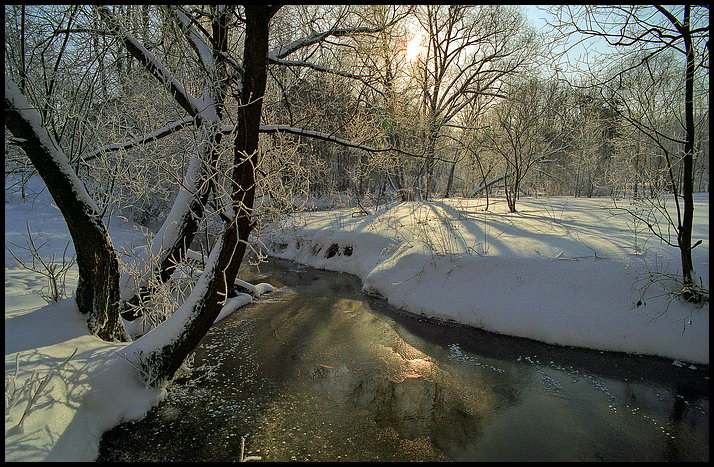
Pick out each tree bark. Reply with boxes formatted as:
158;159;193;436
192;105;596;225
226;5;276;279
5;76;127;341
128;5;280;386
444;158;456;198
678;4;696;292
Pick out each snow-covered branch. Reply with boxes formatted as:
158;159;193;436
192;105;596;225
98;6;201;118
268;57;369;81
5;75;100;214
172;7;215;72
469;174;506;197
268;25;387;60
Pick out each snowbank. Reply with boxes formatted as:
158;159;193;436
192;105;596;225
4;298;163;462
4;176;269;461
261;195;709;364
4;177;163;461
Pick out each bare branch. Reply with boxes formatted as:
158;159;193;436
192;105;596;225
253;124;455;162
97;6;202;118
81;116;196;163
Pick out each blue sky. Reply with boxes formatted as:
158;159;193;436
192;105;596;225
522;4;551;31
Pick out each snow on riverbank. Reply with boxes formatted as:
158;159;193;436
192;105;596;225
4;177;267;461
261;194;709;364
5;179;163;461
3;176;708;461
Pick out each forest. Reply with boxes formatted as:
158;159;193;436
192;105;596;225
4;5;710;462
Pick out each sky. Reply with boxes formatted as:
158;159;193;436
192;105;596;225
521;4;614;77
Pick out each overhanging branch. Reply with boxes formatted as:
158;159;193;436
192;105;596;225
81;116;196;163
98;6;202;118
253;124;447;162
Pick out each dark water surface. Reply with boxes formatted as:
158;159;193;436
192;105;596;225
98;257;709;462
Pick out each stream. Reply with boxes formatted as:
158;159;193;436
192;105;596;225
98;256;709;462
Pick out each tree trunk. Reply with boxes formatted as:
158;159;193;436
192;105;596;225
227;4;276;279
127;222;240;386
128;5;279;386
633;149;640;199
121;123;223;320
678;5;696;295
444;159;456;198
422;133;437;200
19;5;26;93
5;76;127;341
505;168;520;213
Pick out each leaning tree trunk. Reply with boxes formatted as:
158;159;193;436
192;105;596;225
5;75;127;341
125;5;279;386
121;124;223;320
99;6;232;319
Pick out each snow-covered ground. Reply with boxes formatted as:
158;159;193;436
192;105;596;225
5;179;163;461
4;176;709;461
261;194;709;364
4;177;268;461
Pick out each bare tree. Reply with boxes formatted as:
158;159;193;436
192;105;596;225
551;5;709;301
482;77;569;212
568;89;620;198
408;5;536;200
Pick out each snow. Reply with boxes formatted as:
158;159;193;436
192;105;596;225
267;25;382;61
4;179;163;461
4;176;266;461
268;30;331;60
261;194;709;364
5;76;101;216
235;278;274;297
4;173;708;461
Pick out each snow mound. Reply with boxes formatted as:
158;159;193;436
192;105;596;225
261;195;709;364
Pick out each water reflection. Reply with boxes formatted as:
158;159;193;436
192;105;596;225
98;257;709;462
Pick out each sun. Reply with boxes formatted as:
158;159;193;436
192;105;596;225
403;35;425;62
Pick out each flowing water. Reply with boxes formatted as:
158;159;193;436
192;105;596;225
99;257;709;462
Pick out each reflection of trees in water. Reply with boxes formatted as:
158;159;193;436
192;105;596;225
242;258;710;461
307;330;528;455
663;382;707;462
310;362;479;449
276;281;536;457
